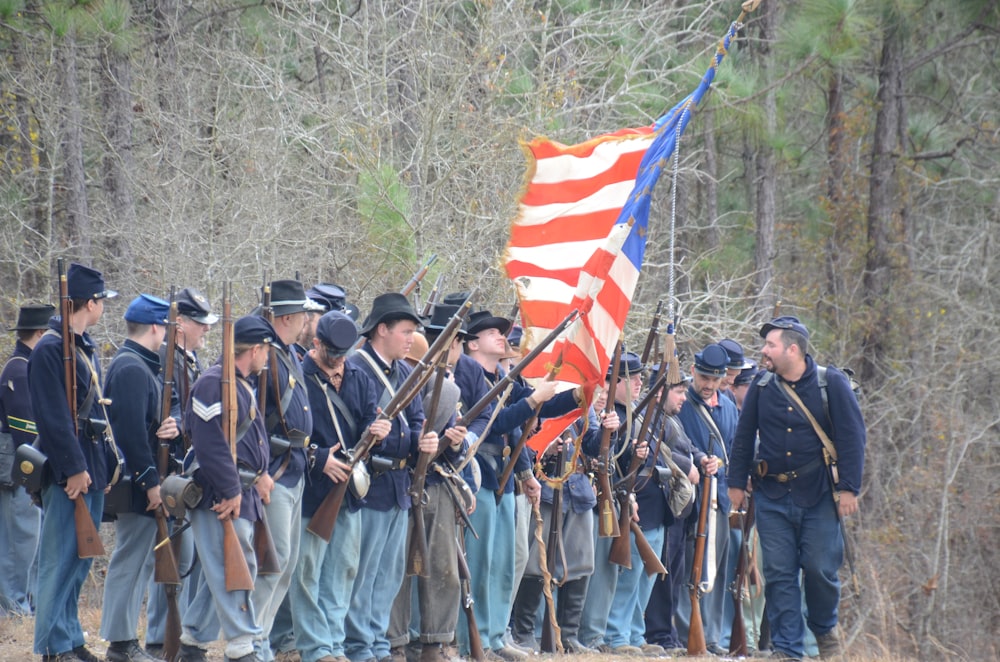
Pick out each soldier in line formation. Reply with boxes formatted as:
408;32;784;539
6;263;865;662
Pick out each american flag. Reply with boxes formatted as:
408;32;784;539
504;18;744;452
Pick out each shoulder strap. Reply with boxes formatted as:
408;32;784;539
311;373;358;446
356;348;395;412
693;401;729;466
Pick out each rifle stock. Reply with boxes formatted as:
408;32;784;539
220;282;254;592
406;359;448;577
255;508;282;575
728;494;754;657
58;259;106;559
419;273;445;318
155;289;182;585
638;300;663;366
456;534;485;662
400;254;438;297
687;473;712;656
539;442;566;653
308;302;471;542
631;521;667;576
258;274;272;414
596;340;623;538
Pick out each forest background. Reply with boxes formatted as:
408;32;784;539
0;1;997;660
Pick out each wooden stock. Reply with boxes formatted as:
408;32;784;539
222;517;254;591
308;303;470;542
255;508;282;575
632;521;667;576
596;340;623;538
406;360;448;577
540;443;565;653
400;253;438;297
419;273;445;318
153;507;181;584
58;259;106;559
638;300;664;366
728;494;754;657
456;534;485;662
220;283;253;592
73;496;104;558
687;473;712;657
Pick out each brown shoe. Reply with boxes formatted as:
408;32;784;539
274;651;302;662
612;644;645;656
816;627;843;660
492;645;527;661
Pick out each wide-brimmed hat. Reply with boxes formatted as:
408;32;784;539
466;310;512;338
315;311;358;357
269;280;321;317
359;293;420;336
10;303;56;331
67;263;117;300
175;287;218;325
423;304;472;340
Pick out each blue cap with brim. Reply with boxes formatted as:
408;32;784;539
760;316;810;341
694;344;730;377
124;294;170;325
234;316;275;345
67;263;117;300
316;311;359;357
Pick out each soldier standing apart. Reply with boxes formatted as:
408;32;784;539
100;295;179;662
286;310;390;662
675;344;735;654
347;293;439;662
146;287;220;657
728;317;865;661
28;263;117;662
0;304;54;616
177;316;274;662
254;280;318;662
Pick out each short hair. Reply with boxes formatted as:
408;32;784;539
70;298;93;313
364;316;411;339
16;329;39;343
126;321;153;337
234;342;259;357
779;328;809;355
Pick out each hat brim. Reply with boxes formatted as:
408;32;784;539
94;289;118;300
467;316;512;338
272;303;313;317
359;311;421;336
184;312;219;325
694;366;728;377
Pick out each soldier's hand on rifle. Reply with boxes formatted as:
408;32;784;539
630;493;640;523
728;488;746;511
601;410;621;430
323;444;351;483
256;472;275;505
526;379;558;406
701;454;720;475
443;425;467;450
542;438;564;459
634;439;649;460
146;485;163;511
65;471;92;499
369;417;392;441
156;416;179;439
418;432;439;454
212;494;241;520
837;491;859;517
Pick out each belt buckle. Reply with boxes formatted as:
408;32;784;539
776;473;789;483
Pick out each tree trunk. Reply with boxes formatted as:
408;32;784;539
57;30;91;261
861;23;906;385
100;42;138;267
752;1;777;312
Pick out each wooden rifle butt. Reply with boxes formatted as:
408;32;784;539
153;508;181;584
405;506;430;578
74;496;105;558
631;520;668;577
254;509;282;575
305;480;349;542
456;538;485;661
163;583;182;662
222;517;254;592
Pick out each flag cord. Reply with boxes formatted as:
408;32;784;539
667;113;684;323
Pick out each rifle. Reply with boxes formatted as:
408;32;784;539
306;302;470;542
405;356;449;577
220;282;254;592
419;273;445;318
400;253;438;297
596;339;623;538
687;472;712;656
457;309;578;430
456;533;485;662
638;300;663;367
506;301;520;331
258;272;272;415
58;259;105;559
255;507;282;575
493;357;563;503
539;438;566;653
728;492;755;657
156;288;182;661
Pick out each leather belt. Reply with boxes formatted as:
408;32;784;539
756;456;823;483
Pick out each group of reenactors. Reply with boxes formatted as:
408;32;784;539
0;262;866;662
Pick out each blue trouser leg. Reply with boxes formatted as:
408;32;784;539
604;532;643;648
629;525;664;646
291;510;361;662
756;491;842;659
0;487;40;615
253;479;304;662
100;513;157;642
578;511;618;647
33;486;102;655
181;510;260;658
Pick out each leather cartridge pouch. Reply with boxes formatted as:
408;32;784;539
160;474;203;519
13;443;50;494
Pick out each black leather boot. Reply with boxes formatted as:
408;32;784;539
510;575;544;649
